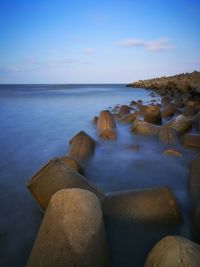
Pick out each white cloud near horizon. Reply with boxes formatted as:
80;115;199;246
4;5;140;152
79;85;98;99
117;37;175;52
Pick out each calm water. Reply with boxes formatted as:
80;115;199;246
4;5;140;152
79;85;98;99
0;84;198;267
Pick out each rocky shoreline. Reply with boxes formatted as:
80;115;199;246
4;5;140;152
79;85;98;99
127;71;200;96
25;78;200;266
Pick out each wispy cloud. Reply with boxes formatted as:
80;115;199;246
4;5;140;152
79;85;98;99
24;58;76;66
117;37;175;52
0;66;19;73
83;48;95;55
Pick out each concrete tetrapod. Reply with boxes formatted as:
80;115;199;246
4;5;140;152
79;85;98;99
144;235;200;267
131;120;161;136
189;156;200;199
165;114;192;134
161;104;175;118
118;105;131;117
60;156;84;174
144;106;162;125
97;110;117;140
182;133;200;148
26;158;104;210
158;127;177;144
68;131;96;162
103;187;181;225
26;189;109;267
118;113;136;124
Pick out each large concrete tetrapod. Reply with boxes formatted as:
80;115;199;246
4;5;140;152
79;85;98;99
27;189;109;267
26;158;104;210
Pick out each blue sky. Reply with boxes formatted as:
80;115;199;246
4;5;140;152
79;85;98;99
0;0;200;83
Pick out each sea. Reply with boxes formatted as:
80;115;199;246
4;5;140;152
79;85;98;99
0;84;199;267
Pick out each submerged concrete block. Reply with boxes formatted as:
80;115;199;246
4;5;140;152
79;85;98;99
144;235;200;267
182;133;200;148
97;110;117;140
163;149;182;157
103;187;181;225
68;131;95;162
189;156;200;199
27;189;109;267
158;128;177;144
26;158;104;210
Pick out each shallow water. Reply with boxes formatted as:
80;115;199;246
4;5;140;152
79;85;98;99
0;84;198;267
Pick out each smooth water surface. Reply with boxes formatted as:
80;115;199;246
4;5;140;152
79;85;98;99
0;84;198;267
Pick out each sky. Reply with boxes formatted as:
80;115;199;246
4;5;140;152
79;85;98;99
0;0;200;83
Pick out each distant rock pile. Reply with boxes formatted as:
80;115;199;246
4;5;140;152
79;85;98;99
127;71;200;95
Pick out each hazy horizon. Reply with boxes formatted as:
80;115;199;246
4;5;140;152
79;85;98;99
1;0;200;84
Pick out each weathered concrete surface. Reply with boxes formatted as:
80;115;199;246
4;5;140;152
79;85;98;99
192;202;200;242
189;156;200;199
26;158;104;210
118;113;136;124
161;95;170;107
27;189;109;267
144;106;162;125
68;131;95;161
165;115;192;135
161;104;175;118
97;110;117;140
144;235;200;267
182;133;200;148
118;105;131;117
163;149;182;157
193;111;200;131
183;100;195;118
103;187;181;225
131;120;160;136
158;128;177;144
60;156;84;174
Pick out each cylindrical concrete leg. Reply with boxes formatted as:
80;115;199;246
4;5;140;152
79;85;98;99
27;189;109;267
144;235;200;267
97;110;117;140
68;131;96;162
131;120;161;136
103;187;181;225
182;133;200;148
158;128;177;144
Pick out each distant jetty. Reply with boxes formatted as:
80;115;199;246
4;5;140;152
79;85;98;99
127;71;200;95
